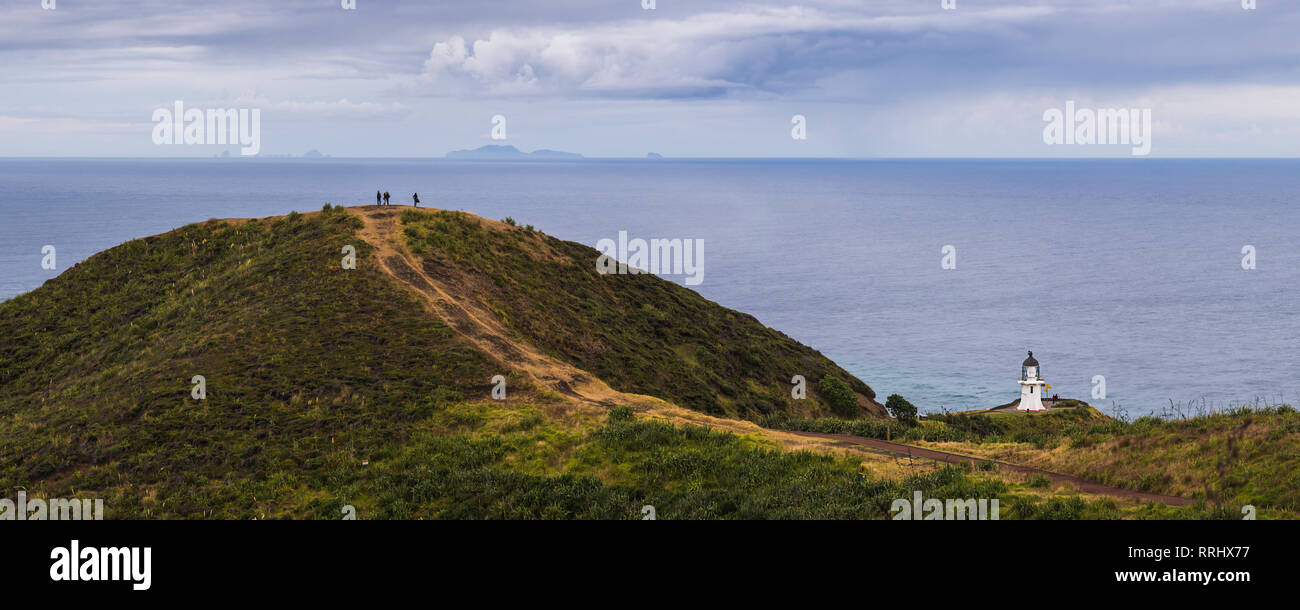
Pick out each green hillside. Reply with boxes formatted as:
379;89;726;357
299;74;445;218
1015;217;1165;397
0;205;1238;519
0;206;896;518
397;209;883;420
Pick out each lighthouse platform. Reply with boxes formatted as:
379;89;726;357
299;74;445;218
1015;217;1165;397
984;398;1088;414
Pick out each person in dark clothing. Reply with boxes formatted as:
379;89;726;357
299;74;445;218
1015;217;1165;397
413;193;420;207
383;191;390;205
377;190;382;206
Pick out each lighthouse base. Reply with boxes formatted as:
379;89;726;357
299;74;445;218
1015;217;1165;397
1016;395;1047;412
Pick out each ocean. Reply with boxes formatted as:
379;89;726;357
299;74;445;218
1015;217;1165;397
2;158;1296;416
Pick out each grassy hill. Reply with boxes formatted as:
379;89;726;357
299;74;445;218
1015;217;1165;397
395;208;882;420
0;207;495;516
762;403;1300;518
914;406;1300;514
0;205;901;518
0;205;1257;519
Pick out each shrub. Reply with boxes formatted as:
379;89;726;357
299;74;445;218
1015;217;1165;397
1035;496;1087;519
818;375;859;418
608;405;635;423
885;394;918;424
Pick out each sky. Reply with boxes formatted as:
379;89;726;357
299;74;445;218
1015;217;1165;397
1;0;1298;158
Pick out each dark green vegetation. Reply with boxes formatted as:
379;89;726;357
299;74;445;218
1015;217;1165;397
346;407;1005;519
762;402;1108;445
318;407;1162;520
817;374;858;418
0;206;1250;519
399;209;883;420
0;207;497;517
885;394;918;424
0;206;908;519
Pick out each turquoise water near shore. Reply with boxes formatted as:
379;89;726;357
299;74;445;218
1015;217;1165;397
2;158;1297;415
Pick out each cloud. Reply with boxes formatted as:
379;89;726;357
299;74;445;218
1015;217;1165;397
0;116;38;130
415;6;1057;99
0;114;145;135
4;0;1300;156
412;1;1300;103
228;96;407;119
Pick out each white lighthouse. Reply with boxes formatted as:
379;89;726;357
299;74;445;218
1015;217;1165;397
1017;351;1047;412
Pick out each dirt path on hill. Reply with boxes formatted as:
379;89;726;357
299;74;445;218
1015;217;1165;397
351;205;1202;502
787;431;1198;506
351;205;797;439
356;206;636;406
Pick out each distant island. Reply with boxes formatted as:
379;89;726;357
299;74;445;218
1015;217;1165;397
647;152;664;159
445;145;583;160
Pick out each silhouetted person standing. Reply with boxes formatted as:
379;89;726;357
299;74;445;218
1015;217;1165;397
383;191;390;205
377;190;382;206
413;193;420;207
